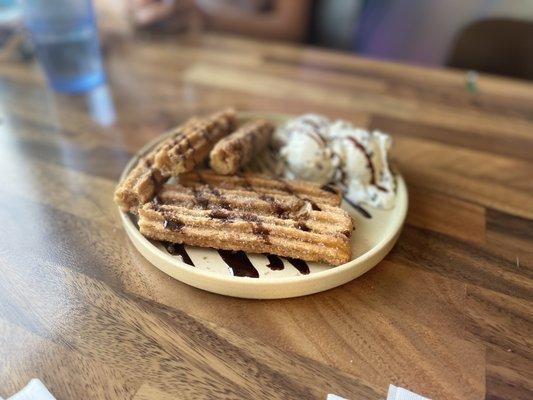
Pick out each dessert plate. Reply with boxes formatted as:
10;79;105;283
119;113;408;299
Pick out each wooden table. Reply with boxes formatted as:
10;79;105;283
0;34;531;400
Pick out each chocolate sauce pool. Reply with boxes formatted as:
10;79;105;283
161;245;314;277
218;250;260;278
164;242;194;266
287;258;310;274
265;254;284;270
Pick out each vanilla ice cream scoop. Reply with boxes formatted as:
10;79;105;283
274;114;336;185
274;114;396;210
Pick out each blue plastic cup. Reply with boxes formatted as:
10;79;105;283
21;0;106;93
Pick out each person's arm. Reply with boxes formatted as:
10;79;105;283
196;0;311;42
128;0;198;32
94;0;132;34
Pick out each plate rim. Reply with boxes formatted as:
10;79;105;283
118;112;408;290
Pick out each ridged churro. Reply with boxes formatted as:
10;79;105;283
138;171;352;265
209;119;274;174
178;169;341;207
113;157;165;213
154;108;237;176
115;109;235;212
113;118;199;212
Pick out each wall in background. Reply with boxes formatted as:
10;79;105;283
312;0;363;49
354;0;533;66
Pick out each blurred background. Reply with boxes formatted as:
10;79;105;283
97;0;533;81
1;0;533;94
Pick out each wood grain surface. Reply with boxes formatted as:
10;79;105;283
0;33;532;400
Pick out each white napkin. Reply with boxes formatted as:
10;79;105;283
327;384;430;400
7;379;427;400
387;385;429;400
1;380;56;400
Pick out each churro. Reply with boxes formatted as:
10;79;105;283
113;118;198;212
154;108;237;176
138;171;352;265
115;109;235;212
179;169;341;207
209;119;274;174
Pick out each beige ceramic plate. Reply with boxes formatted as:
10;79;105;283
119;113;408;299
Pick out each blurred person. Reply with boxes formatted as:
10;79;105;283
128;0;311;42
355;0;533;66
94;0;132;36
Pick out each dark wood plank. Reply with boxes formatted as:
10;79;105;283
0;189;484;399
0;320;139;400
486;346;533;400
486;208;533;267
406;185;486;244
370;115;533;161
0;254;385;400
465;286;532;360
392;225;533;300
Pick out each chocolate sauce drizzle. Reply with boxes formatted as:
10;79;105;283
321;184;338;194
196;171;231;209
218;250;308;276
287;258;310;275
251;223;271;243
210;187;231;209
295;221;311;232
301;119;327;146
243;173;326;217
343;197;372;219
155;172;321;276
281;181;295;195
235;173;292;219
346;137;376;185
277;179;322;211
265;254;284;270
209;209;233;220
163;218;184;230
307;199;322;211
259;194;287;218
164;242;194;266
308;131;327;147
239;213;271;243
218;250;260;278
192;186;210;209
195;180;273;243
